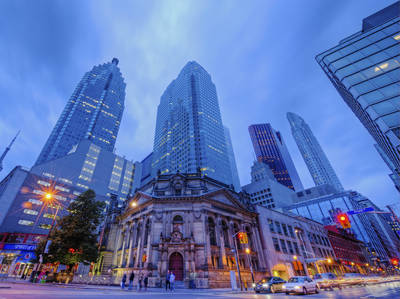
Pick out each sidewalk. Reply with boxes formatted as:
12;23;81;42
0;279;254;294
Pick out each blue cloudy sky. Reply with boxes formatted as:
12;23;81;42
0;0;398;209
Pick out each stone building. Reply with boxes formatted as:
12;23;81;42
256;206;338;280
101;172;268;288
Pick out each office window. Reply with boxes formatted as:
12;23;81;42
275;221;282;234
272;237;280;252
282;223;288;236
268;219;275;232
280;239;288;254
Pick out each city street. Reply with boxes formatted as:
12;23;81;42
0;281;400;299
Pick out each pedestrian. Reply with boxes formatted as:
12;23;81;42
170;272;175;292
165;270;171;291
144;274;148;291
138;273;143;291
128;271;134;290
121;272;127;289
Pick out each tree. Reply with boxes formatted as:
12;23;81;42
35;190;105;268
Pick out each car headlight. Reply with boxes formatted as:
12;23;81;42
282;285;286;289
262;283;269;287
294;286;300;289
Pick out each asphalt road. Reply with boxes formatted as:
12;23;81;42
0;281;400;298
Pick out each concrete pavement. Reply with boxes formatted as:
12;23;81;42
0;280;400;298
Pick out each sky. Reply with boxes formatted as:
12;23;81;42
0;0;398;210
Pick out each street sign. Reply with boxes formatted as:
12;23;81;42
347;207;374;215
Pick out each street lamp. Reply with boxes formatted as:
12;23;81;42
244;247;255;288
36;192;61;281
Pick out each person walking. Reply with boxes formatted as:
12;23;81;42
169;272;176;292
121;272;127;290
138;273;143;291
165;270;171;291
144;274;148;291
128;271;134;290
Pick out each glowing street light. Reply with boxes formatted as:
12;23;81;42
45;193;52;200
327;258;332;264
293;255;298;260
245;247;251;254
131;201;137;208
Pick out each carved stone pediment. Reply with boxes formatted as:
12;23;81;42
171;230;184;243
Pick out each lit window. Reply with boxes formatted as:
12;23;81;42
23;209;38;216
374;62;388;72
43;213;59;220
37;180;50;187
28;199;43;205
39;224;52;230
394;34;400;41
18;220;34;226
55;185;70;192
42;172;55;178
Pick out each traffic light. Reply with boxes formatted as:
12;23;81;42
237;232;248;244
391;258;399;266
337;213;351;229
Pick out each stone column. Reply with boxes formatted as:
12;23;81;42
112;225;123;267
118;229;127;268
127;222;135;267
203;212;212;267
134;220;143;268
144;216;153;269
252;223;267;269
217;216;227;268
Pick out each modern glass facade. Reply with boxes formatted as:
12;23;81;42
286;191;399;262
223;126;241;191
287;112;343;192
316;3;400;190
35;58;126;165
249;123;303;191
152;61;234;186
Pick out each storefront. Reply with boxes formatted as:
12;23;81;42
0;243;37;277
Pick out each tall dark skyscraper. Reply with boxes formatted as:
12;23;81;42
35;58;126;165
249;123;303;191
287;112;344;192
316;3;400;191
152;61;236;187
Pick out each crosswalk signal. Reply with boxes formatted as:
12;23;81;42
238;232;248;244
337;213;351;229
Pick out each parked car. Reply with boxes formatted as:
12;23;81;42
313;273;341;290
254;276;286;293
282;276;318;295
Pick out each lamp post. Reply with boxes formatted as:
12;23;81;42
245;247;255;286
36;192;61;281
232;231;243;291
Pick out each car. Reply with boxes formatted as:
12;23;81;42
254;276;286;293
313;272;341;290
338;273;365;287
282;276;318;295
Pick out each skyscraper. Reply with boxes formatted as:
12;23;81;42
316;2;400;191
249;123;303;191
35;58;126;165
223;126;241;191
152;61;234;187
287;112;344;192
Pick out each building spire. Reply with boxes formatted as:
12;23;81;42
0;130;20;173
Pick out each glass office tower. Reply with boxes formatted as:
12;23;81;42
249;123;303;191
316;3;400;190
287;112;344;192
35;58;126;165
152;61;234;187
224;126;241;191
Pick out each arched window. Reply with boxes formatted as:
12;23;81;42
208;217;217;246
173;215;184;232
246;226;254;250
222;221;230;248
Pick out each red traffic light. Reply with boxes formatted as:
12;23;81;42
337;213;351;229
391;258;399;266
